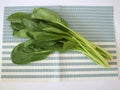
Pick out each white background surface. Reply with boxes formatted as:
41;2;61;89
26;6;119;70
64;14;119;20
0;0;120;90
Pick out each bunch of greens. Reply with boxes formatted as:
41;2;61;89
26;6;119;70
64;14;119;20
7;8;112;68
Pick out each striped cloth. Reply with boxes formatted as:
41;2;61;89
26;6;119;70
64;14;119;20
1;6;118;81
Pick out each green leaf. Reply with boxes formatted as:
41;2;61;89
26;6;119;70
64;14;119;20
42;27;70;36
63;41;79;50
10;23;25;30
27;31;66;41
10;19;39;38
13;29;29;38
7;12;31;23
11;41;53;64
31;8;68;26
22;18;39;31
38;21;70;36
32;40;57;50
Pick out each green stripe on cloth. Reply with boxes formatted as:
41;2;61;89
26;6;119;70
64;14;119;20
1;74;118;79
2;68;118;72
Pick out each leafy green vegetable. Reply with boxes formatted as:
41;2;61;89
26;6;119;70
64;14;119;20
63;41;79;50
11;39;67;64
8;12;31;23
31;8;112;68
13;29;29;38
38;23;70;36
11;41;53;64
10;23;25;30
8;13;39;38
27;31;66;41
8;7;112;68
31;8;68;26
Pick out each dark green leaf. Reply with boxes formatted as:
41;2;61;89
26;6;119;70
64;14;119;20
10;19;39;38
7;12;31;23
27;31;66;41
22;18;39;31
38;21;70;36
10;23;25;30
31;8;68;26
11;41;53;64
63;41;79;50
13;29;29;38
